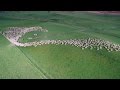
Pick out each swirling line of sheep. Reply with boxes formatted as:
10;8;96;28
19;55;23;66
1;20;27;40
3;27;120;52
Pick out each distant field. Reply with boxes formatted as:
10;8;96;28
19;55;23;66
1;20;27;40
0;11;120;79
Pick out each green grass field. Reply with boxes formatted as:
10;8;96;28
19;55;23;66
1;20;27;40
0;11;120;79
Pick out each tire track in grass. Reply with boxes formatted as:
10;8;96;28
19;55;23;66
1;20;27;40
17;47;53;79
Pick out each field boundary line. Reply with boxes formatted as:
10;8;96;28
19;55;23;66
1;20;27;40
1;33;48;79
17;47;48;79
17;47;53;79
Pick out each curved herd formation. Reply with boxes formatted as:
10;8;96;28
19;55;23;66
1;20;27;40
2;27;120;52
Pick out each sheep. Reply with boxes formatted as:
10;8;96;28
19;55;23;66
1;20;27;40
4;27;120;52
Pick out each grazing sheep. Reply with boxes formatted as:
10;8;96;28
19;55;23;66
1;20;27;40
34;34;37;36
3;27;120;52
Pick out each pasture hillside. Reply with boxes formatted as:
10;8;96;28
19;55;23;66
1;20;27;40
0;11;120;79
0;34;46;79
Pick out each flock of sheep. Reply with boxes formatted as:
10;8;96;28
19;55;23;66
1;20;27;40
2;27;120;52
22;39;120;52
3;27;48;42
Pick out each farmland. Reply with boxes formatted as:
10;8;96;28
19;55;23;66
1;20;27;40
0;11;120;79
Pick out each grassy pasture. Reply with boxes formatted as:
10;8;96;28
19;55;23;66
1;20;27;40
19;45;120;79
0;11;120;78
0;34;46;79
19;22;93;43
